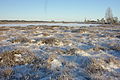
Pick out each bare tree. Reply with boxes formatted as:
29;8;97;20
105;7;114;23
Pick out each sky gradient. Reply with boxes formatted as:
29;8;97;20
0;0;120;21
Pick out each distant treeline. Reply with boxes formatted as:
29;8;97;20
0;20;84;24
0;20;49;23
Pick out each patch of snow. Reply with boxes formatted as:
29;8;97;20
14;54;22;57
0;23;100;27
50;59;62;69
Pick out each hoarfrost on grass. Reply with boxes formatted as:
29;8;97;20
0;24;120;80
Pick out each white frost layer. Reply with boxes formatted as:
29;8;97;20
0;23;100;27
50;59;62;69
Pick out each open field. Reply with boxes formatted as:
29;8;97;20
0;24;120;80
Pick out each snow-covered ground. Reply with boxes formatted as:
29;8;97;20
0;24;120;80
0;23;100;27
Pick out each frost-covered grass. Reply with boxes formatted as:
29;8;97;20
0;49;35;66
0;24;120;80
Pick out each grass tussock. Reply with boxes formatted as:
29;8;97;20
0;49;35;66
0;36;7;41
86;59;105;74
62;48;76;55
86;57;120;79
0;32;3;35
57;74;73;80
0;27;10;31
41;38;58;44
71;28;89;33
38;37;71;47
10;37;31;43
41;26;58;30
0;68;13;77
92;45;105;51
110;44;120;51
41;33;51;36
38;37;61;46
10;26;38;30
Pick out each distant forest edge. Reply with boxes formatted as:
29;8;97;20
0;20;103;24
0;19;119;25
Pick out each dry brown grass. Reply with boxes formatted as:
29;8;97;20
108;43;120;51
42;33;50;36
0;49;35;66
62;48;76;55
10;37;31;43
41;26;57;30
41;38;57;44
71;28;89;33
0;27;9;31
57;67;73;80
0;36;7;41
0;68;13;77
86;57;120;80
57;74;73;80
0;32;3;35
92;46;105;51
38;37;60;46
38;37;71;47
86;59;105;74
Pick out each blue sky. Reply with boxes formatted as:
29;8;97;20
0;0;119;21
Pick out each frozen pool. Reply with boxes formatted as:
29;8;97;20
0;23;100;27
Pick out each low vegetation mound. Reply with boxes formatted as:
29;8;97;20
86;57;120;79
38;37;63;46
10;37;31;43
71;28;89;33
0;27;10;31
0;49;35;66
0;36;7;41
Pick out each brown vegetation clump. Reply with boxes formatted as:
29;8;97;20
39;37;60;46
0;32;3;35
107;43;120;51
38;37;71;46
62;48;76;55
42;38;57;44
57;67;74;80
71;28;89;33
0;49;35;66
0;27;10;31
111;44;120;51
41;26;57;30
104;57;120;67
57;74;73;80
0;68;13;77
46;54;57;68
0;36;7;41
92;45;105;51
86;58;105;74
10;37;31;43
86;57;120;79
10;26;38;30
42;33;50;36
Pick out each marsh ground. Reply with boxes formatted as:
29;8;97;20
0;24;120;80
